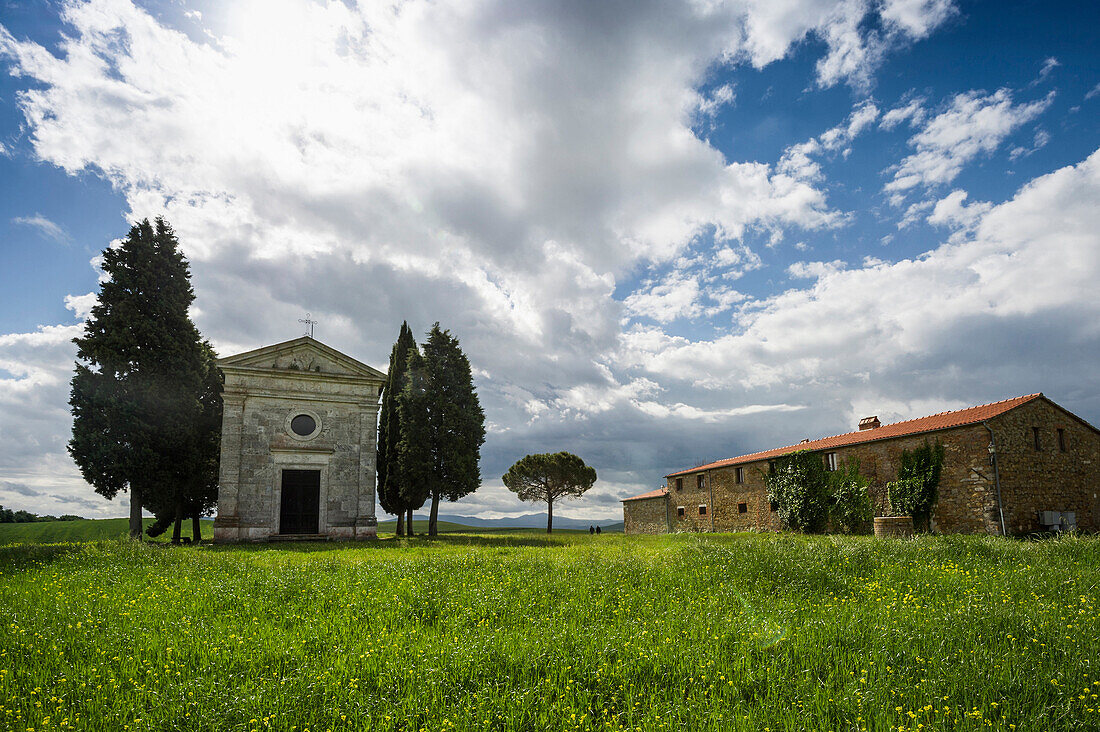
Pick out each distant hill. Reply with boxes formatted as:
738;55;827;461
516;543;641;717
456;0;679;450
0;513;621;545
388;513;623;532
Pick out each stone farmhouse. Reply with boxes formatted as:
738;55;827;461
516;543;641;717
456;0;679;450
213;337;386;543
622;394;1100;536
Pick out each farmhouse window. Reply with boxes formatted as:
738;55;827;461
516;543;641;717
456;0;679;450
770;501;778;512
675;477;683;491
698;505;707;516
1032;427;1041;451
1057;428;1066;452
824;452;838;471
738;502;748;514
677;506;686;518
735;467;745;484
697;474;705;490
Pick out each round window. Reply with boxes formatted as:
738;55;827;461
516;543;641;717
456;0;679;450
290;414;317;437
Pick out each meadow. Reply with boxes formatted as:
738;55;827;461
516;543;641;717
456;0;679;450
0;533;1097;731
0;519;590;546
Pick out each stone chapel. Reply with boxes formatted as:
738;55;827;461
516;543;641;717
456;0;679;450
212;336;386;542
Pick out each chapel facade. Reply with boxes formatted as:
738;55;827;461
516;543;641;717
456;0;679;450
213;336;386;542
623;394;1100;536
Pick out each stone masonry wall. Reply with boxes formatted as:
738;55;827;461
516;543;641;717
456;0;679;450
989;398;1100;532
623;496;668;534
667;474;712;532
662;423;1004;535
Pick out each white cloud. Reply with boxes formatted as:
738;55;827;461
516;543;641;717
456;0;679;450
622;270;748;324
897;198;933;228
63;292;97;320
1038;56;1059;80
1009;128;1051;160
1087;82;1100;101
880;96;926;129
787;259;847;279
926;189;992;230
12;214;70;243
623;273;709;323
620;149;1100;410
879;0;957;39
812;0;956;89
885;88;1054;195
779;98;880;180
695;83;736;121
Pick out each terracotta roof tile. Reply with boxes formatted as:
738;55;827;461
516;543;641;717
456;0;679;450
621;487;668;502
665;393;1043;478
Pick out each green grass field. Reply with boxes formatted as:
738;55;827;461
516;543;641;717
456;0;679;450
0;518;212;546
0;518;586;546
0;533;1097;731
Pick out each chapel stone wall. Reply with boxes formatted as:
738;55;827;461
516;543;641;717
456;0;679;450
214;338;383;543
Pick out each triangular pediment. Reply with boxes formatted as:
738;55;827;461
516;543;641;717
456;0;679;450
218;337;386;380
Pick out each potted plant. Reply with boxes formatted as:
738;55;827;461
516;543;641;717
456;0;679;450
875;478;919;538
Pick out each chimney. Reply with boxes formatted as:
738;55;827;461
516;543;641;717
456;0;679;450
859;416;881;431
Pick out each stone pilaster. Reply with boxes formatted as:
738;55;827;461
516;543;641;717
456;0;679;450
355;399;379;539
213;393;246;543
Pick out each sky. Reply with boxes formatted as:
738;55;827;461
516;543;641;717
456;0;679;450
1;0;1098;523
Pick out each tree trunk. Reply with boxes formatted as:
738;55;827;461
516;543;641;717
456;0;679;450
171;501;183;545
129;486;143;539
428;493;440;536
191;509;202;543
395;510;405;537
406;507;414;536
547;496;553;534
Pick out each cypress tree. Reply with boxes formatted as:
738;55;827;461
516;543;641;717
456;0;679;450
141;340;222;542
376;322;417;536
398;323;485;536
69;218;219;539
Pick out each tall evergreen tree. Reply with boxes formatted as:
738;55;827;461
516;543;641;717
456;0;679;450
142;340;222;543
69;218;220;539
398;323;485;536
376;322;417;536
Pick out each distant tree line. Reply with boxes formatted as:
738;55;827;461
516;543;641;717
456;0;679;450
0;506;83;523
68;218;221;543
377;321;485;537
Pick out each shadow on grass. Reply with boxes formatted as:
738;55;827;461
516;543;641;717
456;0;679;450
206;532;586;554
0;541;95;575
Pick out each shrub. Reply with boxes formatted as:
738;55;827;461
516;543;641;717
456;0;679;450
897;440;945;532
827;458;872;533
887;477;921;518
765;451;830;533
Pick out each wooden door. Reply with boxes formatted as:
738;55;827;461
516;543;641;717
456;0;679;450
280;469;320;534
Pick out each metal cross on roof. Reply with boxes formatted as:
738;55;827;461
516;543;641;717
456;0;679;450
298;313;317;338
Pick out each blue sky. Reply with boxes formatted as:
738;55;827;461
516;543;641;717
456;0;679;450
1;0;1098;520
